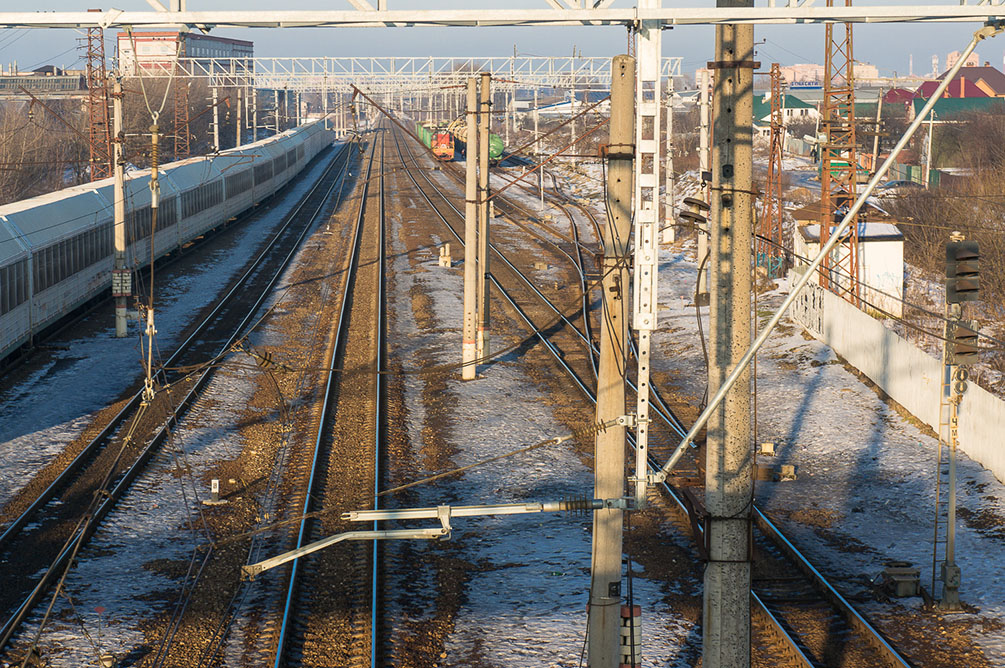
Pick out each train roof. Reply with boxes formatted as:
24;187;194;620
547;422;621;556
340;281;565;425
0;119;327;263
0;184;113;258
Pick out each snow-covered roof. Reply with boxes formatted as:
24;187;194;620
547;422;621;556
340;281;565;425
799;221;904;243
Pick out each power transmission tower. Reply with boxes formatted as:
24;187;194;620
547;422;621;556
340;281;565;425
83;13;112;181
758;63;784;276
819;0;860;303
173;38;191;159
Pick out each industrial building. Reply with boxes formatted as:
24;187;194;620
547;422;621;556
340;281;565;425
116;31;254;75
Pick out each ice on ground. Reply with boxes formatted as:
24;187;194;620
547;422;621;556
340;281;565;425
654;246;1005;664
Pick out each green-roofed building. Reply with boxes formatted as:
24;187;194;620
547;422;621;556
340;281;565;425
910;96;1005;121
751;93;818;126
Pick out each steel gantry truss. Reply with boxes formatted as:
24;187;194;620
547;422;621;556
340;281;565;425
4;3;1005;28
114;55;682;95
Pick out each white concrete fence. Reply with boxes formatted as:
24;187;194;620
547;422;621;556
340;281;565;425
789;270;1005;483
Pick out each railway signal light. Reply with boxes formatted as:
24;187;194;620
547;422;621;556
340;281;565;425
948;320;980;367
946;240;979;304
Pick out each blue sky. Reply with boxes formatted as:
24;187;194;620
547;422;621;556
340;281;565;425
0;1;997;79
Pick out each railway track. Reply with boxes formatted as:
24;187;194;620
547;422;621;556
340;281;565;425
0;141;357;662
394;124;914;668
267;127;387;668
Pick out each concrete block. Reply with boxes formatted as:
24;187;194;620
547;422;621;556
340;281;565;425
759;442;776;456
438;243;452;268
777;464;796;481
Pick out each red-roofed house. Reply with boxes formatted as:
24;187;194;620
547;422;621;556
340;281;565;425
915;77;988;99
946;65;1005;96
883;88;915;104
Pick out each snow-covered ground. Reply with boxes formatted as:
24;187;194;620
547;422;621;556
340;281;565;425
385;162;688;666
0;153;336;513
653;245;1005;664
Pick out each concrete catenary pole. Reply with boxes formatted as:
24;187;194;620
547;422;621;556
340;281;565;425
534;86;543;209
704;10;754;668
588;53;634;668
252;88;258;142
235;87;242;148
698;68;712;294
211;85;220;152
274;90;280;134
462;78;479;381
111;76;129;338
477;72;491;359
663;83;676;243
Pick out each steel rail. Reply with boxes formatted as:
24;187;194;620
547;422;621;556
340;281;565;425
411;139;691;440
272;135;379;668
0;142;355;655
394;124;913;668
370;126;387;668
156;148;361;668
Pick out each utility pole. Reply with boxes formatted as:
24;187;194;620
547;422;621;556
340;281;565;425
704;7;754;668
871;90;884;174
477;72;491;360
211;85;220;152
462;77;479;381
588;53;633;668
111;76;129;338
924;110;935;188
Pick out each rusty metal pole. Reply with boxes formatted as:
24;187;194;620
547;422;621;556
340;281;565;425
477;72;491;360
587;53;634;668
462;78;479;380
704;7;755;668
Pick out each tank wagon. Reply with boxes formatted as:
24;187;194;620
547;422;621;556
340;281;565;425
0;120;335;362
415;121;504;162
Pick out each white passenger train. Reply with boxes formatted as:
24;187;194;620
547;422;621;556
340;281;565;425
0;119;335;362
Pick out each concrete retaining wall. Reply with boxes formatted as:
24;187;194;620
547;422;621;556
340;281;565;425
790;272;1005;482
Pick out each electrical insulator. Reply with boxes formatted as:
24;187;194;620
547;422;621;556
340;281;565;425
946;240;979;304
948;320;979;366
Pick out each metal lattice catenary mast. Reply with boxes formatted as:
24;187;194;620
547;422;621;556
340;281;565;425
758;63;784;275
173;36;191;160
84;14;112;181
819;0;860;302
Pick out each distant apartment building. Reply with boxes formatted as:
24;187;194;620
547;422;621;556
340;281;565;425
776;62;879;85
779;63;824;85
116;32;254;75
946;49;981;71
